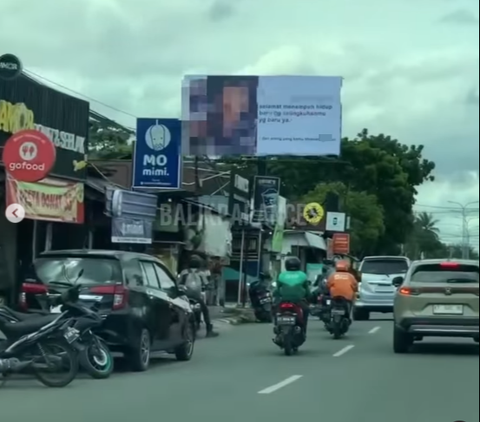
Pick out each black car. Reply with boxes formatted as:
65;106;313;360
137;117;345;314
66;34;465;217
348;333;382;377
19;249;195;371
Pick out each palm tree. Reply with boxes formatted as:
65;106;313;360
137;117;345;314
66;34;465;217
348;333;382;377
415;212;440;239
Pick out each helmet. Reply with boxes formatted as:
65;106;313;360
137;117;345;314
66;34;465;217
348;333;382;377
335;260;350;272
285;256;301;271
189;255;203;269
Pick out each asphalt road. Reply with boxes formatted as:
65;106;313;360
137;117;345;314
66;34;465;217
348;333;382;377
1;315;478;422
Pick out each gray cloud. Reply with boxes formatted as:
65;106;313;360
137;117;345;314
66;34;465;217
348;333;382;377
440;9;479;25
207;0;237;22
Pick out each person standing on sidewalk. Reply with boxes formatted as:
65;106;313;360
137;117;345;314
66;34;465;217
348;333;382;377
179;255;219;338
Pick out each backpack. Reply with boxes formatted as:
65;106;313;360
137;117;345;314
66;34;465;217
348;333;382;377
181;269;203;293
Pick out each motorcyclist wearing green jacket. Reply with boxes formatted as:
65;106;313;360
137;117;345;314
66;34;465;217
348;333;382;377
273;256;311;334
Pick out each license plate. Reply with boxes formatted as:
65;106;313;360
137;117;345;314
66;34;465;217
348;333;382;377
326;300;331;305
50;305;62;313
260;298;271;304
64;327;80;344
331;309;345;315
375;287;392;293
277;316;296;325
433;305;463;315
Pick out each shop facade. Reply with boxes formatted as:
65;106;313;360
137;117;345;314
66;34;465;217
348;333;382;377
0;73;89;304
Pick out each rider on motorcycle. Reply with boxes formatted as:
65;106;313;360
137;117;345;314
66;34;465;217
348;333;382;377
178;255;218;338
274;256;311;334
326;260;358;320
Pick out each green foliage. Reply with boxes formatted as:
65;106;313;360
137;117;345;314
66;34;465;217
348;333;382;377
302;182;385;255
405;212;478;260
89;119;134;160
220;129;436;255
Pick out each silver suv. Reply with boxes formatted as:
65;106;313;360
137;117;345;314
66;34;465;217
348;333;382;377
393;259;479;353
353;256;410;320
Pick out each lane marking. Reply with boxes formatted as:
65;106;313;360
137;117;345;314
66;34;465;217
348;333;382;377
258;375;303;394
368;326;381;334
333;345;355;357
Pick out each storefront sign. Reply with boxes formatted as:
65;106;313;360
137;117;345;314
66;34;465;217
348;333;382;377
111;217;153;244
106;188;157;219
228;171;250;223
332;233;350;255
251;176;280;226
2;129;56;182
132;118;182;189
0;54;22;80
5;174;84;223
0;76;89;181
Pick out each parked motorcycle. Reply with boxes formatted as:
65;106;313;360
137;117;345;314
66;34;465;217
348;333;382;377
1;285;113;380
249;280;273;323
273;302;306;355
327;297;351;339
0;303;80;387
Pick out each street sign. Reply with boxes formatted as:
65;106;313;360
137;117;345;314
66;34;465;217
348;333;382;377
2;129;56;182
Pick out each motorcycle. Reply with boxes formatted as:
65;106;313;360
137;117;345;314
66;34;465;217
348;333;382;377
0;305;79;388
1;285;113;380
274;302;306;355
327;297;350;339
249;281;273;323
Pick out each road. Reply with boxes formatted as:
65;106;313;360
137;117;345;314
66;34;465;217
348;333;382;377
1;315;478;422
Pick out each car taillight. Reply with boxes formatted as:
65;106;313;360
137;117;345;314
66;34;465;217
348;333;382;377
19;282;48;310
440;262;459;268
399;287;415;296
90;285;128;310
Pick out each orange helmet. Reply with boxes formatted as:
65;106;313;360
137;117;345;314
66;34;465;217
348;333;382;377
335;260;350;272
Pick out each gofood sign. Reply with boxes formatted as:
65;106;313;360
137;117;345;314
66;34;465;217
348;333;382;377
2;129;56;182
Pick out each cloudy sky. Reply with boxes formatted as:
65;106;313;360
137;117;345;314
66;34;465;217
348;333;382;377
1;0;478;246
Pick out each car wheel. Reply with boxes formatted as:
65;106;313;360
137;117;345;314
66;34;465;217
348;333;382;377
128;328;151;372
393;326;413;354
353;308;369;321
174;321;195;361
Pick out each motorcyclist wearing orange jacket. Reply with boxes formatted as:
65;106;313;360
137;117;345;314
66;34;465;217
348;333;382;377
326;260;358;320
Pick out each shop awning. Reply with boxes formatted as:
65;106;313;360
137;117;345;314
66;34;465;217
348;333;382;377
304;232;327;250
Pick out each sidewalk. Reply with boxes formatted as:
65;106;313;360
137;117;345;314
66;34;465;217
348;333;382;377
209;304;256;325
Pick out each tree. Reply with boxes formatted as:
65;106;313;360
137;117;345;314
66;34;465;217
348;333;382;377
88;114;134;160
416;212;440;238
302;182;385;256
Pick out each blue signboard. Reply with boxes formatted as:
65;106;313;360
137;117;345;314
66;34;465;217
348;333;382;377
132;118;182;189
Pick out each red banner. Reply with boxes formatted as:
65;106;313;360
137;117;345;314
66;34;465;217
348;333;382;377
6;175;84;223
332;233;350;255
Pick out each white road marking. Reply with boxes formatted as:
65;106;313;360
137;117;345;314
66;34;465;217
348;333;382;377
333;345;355;357
258;375;303;394
368;326;381;334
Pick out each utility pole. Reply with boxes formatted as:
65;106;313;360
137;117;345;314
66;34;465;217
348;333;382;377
447;201;479;259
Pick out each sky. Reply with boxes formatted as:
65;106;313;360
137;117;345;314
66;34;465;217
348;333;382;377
1;0;478;247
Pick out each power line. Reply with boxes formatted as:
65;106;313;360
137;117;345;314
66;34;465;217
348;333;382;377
23;69;137;119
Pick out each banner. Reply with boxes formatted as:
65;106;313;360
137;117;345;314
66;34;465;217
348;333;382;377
111;217;153;244
332;233;350;255
182;75;342;157
271;196;286;253
6;175;84;223
251;176;280;225
132;118;182;189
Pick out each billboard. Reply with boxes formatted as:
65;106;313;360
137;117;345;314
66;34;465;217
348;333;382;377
132;118;182;189
251;176;280;225
182;75;342;157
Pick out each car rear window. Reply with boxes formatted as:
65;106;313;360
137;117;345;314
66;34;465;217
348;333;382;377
361;259;409;275
34;257;123;286
411;264;479;283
